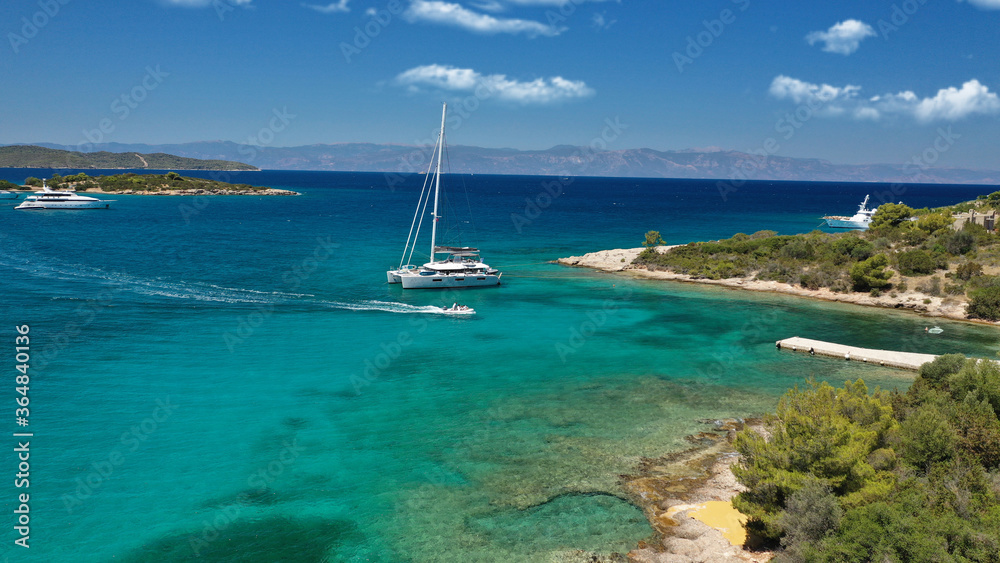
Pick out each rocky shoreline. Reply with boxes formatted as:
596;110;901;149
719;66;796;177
622;419;772;563
557;247;985;325
5;185;298;196
79;187;299;196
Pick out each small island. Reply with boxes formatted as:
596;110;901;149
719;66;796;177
3;172;298;196
560;193;1000;324
0;145;258;171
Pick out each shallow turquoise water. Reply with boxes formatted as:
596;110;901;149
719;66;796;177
1;172;996;561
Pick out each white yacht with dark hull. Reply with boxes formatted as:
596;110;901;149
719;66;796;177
15;182;112;210
387;104;501;289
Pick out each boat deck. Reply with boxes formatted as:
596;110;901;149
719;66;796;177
775;336;938;371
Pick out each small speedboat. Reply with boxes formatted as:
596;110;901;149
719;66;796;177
0;190;20;200
927;326;943;334
439;303;475;315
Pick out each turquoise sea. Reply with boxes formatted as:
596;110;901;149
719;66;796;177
2;170;998;562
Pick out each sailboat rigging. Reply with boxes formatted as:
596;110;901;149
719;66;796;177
386;103;501;289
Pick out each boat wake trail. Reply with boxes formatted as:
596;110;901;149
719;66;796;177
6;254;450;312
319;300;445;314
3;255;309;304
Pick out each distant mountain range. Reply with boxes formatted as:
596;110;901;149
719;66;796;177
9;141;1000;184
0;145;257;171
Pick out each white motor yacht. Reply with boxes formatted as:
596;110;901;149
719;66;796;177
823;195;874;229
15;181;112;210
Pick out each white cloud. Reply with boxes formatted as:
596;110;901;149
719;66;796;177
304;0;350;13
470;0;505;12
395;64;594;104
770;76;1000;122
911;80;1000;121
962;0;1000;9
805;19;876;55
768;75;861;106
403;0;564;37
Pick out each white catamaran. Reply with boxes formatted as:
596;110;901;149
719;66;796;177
386;103;501;289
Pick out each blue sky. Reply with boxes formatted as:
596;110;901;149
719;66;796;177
2;0;1000;168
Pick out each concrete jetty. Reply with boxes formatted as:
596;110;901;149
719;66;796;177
776;337;937;371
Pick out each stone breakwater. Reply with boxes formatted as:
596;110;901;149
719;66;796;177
557;247;976;323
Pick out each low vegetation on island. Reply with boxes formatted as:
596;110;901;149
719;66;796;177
635;193;1000;321
733;356;1000;561
0;145;257;170
18;172;294;195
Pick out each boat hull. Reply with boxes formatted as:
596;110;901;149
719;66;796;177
824;217;869;229
399;273;500;289
16;201;110;210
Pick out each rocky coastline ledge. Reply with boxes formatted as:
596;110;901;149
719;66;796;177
557;247;978;323
622;419;772;563
77;187;299;196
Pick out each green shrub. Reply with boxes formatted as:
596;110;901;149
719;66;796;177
915;212;954;234
775;481;842;562
943;230;976;255
897;249;936;275
642;230;665;248
732;380;898;542
967;285;1000;320
870;203;915;229
900;406;957;470
849;254;892;291
955;262;983;280
944;282;965;295
918;354;967;387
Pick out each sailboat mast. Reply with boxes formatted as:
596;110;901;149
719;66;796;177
429;102;446;262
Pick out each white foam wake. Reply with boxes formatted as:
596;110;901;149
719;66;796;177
319;300;446;314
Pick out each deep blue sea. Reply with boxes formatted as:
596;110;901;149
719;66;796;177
1;169;998;562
